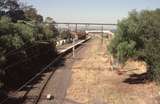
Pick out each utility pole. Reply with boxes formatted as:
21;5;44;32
101;25;104;43
67;24;70;42
73;24;77;57
85;24;89;37
67;24;70;30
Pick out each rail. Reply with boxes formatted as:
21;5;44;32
0;37;91;104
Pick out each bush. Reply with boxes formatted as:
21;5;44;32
0;0;61;91
108;9;160;82
116;40;136;63
60;30;71;39
0;14;59;89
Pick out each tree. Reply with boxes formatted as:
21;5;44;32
45;17;55;24
42;17;58;41
0;0;59;89
0;0;25;21
60;30;72;39
108;9;160;82
0;0;19;12
24;7;43;23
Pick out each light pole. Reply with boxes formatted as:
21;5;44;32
73;24;78;57
101;25;104;43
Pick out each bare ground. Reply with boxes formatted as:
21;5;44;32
64;38;159;104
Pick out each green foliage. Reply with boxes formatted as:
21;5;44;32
0;16;23;51
116;40;136;63
42;25;58;42
108;9;160;82
0;0;59;88
24;7;43;23
0;0;19;12
0;16;13;35
60;30;72;39
0;34;24;49
14;22;35;43
42;17;58;41
0;16;36;50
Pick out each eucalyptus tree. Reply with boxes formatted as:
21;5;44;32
108;9;160;82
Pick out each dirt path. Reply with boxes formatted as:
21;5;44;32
63;38;159;104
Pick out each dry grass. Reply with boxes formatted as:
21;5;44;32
64;38;159;104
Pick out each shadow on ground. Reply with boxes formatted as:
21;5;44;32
123;72;150;84
1;39;89;104
0;45;68;104
1;56;67;104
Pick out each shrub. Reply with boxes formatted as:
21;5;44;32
108;9;160;82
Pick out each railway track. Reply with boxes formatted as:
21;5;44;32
0;37;91;104
25;38;91;104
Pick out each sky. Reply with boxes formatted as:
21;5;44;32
23;0;160;23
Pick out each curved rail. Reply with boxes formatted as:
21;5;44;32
32;37;91;104
0;37;91;104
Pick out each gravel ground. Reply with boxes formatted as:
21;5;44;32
21;39;93;104
64;38;159;104
5;37;159;104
